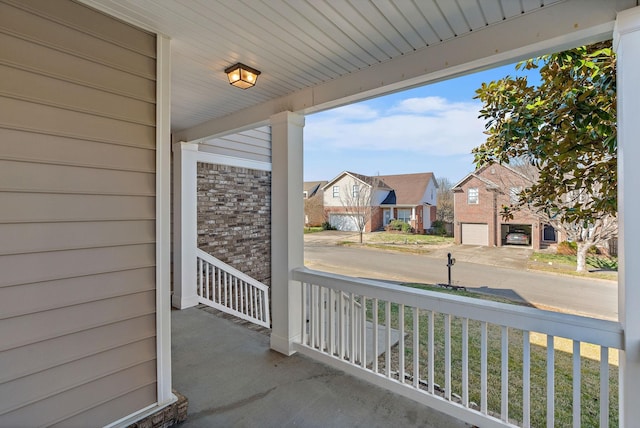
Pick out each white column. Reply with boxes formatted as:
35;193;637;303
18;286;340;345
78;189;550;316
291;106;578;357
171;141;199;309
270;111;305;355
614;7;640;426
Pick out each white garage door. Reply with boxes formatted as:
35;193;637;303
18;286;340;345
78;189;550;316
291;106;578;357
461;223;489;246
329;214;362;232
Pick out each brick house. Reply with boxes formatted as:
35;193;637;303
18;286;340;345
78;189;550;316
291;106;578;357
303;181;328;227
323;171;437;233
452;163;559;249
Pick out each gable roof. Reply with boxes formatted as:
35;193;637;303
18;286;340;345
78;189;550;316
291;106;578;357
322;171;392;191
378;172;436;205
453;162;535;191
303;181;327;198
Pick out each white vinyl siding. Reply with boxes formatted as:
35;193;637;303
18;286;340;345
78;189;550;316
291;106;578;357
199;126;271;163
0;1;157;426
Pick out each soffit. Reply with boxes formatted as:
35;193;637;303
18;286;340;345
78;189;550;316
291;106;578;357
79;0;634;137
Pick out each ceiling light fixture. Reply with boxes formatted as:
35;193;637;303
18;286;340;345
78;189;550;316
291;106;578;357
225;63;261;89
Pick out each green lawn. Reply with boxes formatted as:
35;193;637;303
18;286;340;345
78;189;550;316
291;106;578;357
363;285;618;427
303;226;324;234
365;232;453;245
529;252;618;280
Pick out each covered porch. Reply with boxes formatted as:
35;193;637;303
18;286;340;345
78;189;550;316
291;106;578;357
172;306;468;427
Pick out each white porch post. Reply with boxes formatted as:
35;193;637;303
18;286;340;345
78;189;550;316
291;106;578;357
614;7;640;426
270;111;305;355
171;141;199;309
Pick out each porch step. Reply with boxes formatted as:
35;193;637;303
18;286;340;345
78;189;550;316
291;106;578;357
365;321;402;365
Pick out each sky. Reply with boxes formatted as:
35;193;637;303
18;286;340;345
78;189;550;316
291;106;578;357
303;62;540;185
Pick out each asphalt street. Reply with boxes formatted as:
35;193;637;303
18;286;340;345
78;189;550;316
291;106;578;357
303;244;618;320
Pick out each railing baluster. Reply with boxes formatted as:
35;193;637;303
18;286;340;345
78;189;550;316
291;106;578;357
573;340;581;428
350;292;356;363
312;284;318;348
301;282;308;345
547;335;555;428
205;262;209;300
523;330;531;428
216;267;221;304
329;289;335;356
385;300;391;378
234;277;239;311
481;321;488;415
361;296;367;368
428;310;434;395
600;346;609;428
198;258;203;297
445;314;451;400
462;318;469;407
501;326;509;422
399;304;405;383
320;287;326;352
373;298;379;373
339;291;345;359
413;307;419;389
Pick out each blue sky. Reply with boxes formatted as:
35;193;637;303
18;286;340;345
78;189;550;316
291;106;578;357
303;62;539;185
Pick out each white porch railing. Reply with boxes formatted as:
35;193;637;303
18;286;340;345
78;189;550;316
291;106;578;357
293;267;623;428
196;249;270;328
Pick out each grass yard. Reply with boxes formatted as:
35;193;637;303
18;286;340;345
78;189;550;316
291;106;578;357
303;226;324;234
529;252;618;280
365;232;453;245
364;284;618;427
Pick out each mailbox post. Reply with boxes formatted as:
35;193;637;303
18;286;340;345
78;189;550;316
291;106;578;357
447;252;455;287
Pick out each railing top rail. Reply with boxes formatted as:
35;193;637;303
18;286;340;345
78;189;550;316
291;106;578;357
196;248;270;293
293;267;623;350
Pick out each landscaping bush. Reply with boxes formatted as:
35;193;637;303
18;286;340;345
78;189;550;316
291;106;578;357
557;240;598;255
321;221;336;231
430;220;449;236
385;219;413;233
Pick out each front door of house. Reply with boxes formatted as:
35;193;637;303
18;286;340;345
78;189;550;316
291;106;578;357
383;209;391;226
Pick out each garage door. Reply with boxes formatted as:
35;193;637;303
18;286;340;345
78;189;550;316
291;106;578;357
329;213;361;232
461;223;489;246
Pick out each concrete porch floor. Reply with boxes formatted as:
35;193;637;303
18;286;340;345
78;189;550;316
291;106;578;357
172;307;470;428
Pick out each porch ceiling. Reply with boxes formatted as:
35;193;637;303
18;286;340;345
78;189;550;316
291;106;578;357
81;0;635;141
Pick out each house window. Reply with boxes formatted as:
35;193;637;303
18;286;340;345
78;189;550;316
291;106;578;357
397;209;411;223
509;187;522;204
467;188;479;204
332;186;340;198
352;185;359;198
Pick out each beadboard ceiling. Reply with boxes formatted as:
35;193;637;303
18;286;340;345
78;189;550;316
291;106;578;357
80;0;634;139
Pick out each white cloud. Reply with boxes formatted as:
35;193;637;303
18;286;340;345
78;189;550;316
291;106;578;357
305;96;486;156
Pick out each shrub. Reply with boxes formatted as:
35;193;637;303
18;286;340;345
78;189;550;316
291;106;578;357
386;219;413;233
557;241;577;255
557;240;598;255
431;220;448;236
321;221;336;231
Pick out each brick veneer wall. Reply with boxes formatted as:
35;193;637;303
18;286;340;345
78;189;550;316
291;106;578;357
197;162;271;286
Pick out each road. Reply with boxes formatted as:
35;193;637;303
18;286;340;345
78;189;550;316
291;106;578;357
304;245;618;320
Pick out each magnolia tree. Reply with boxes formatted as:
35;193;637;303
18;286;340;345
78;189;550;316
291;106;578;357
474;41;617;272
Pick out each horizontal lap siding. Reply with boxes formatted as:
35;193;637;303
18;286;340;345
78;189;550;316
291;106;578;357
200;126;272;162
0;1;158;427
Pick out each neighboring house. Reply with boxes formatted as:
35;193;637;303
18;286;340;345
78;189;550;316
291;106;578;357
452;163;559;249
323;171;437;233
303;181;328;227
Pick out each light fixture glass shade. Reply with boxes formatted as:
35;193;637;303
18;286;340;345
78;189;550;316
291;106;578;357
225;63;261;89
